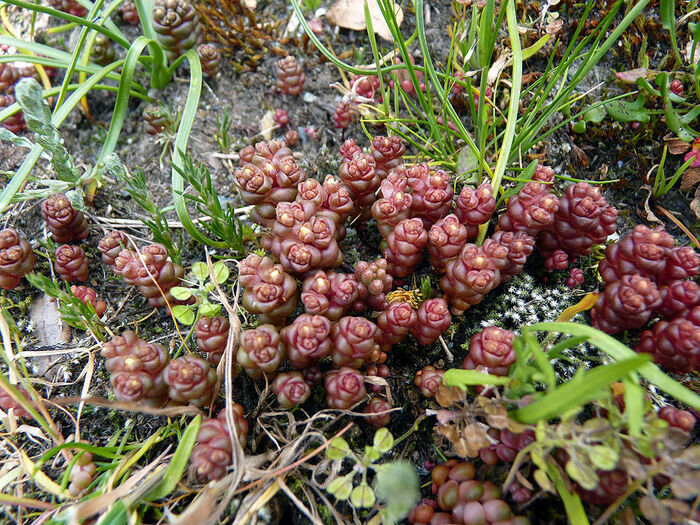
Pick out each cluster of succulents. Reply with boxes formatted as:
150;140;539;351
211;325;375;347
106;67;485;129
102;330;217;407
103;241;187;308
588;225;699;372
234;139;307;227
408;459;529;525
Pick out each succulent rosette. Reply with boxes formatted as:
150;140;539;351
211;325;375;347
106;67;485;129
598;225;676;284
636;306;699;373
464;326;516;376
195;315;230;365
98;230;129;266
376;301;416;350
55;244;89;282
414;366;444;398
190;405;248;481
406;163;453;227
325;367;367;409
383;218;428;278
591;274;662;334
163;355;217;407
330;316;379;368
273;371;311;408
280;314;332;370
0;228;35;290
412;298;452;346
364;396;393;427
455;182;496;239
371;135;405;180
113;244;186;308
239;254;298;325
275;56;305;95
657;280;700;319
354;258;392;310
497;181;559;236
236;325;285;379
490;231;534;283
538;182;617;265
152;0;201;60
301;270;364;320
428;215;469;272
234;140;306;228
101;331;169;403
71;285;107;316
41;194;89;243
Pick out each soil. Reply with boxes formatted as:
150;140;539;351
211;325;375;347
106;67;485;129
0;0;697;524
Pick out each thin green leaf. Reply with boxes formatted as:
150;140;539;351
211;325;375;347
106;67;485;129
623;374;644;437
443;369;512;388
511;356;650;423
145;416;201;500
530;322;700;410
547;460;590;525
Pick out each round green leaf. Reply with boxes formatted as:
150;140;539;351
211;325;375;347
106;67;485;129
172;305;195;325
170;286;193;301
327;437;350;460
211;262;230;284
199;303;221;317
327;476;352;500
572;120;586;134
373;428;394;454
191;262;209;282
350;484;376;508
588;445;619;471
565;458;598;490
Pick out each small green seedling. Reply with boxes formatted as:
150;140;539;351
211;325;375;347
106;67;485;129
325;428;419;524
169;261;231;326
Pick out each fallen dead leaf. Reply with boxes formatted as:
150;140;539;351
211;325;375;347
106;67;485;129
260;110;276;141
637;184;664;225
29;295;71;375
664;135;692;155
614;67;655;84
680;166;700;192
691;186;700;219
327;0;403;42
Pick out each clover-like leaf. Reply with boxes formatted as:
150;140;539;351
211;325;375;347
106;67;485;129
327;475;353;500
191;262;209;282
565;457;598;490
372;428;394;454
211;262;230;284
350;483;376;508
198;303;221;317
533;468;555;493
588;445;619;471
170;286;194;301
327;437;350;460
172;305;195;325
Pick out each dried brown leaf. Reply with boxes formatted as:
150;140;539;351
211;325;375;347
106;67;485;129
691;186;700;219
670;473;700;500
665;135;692;155
327;0;403;41
639;494;671;525
680;167;700;191
615;67;655;84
